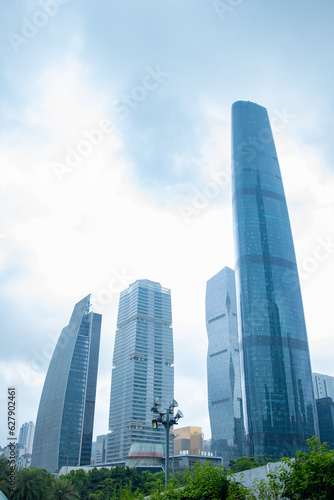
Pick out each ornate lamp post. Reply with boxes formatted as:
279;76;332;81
151;398;184;488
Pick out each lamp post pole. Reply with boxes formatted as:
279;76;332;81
164;409;170;486
151;399;183;489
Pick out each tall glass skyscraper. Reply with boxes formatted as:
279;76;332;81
206;267;245;466
107;279;174;463
231;101;318;459
32;295;102;473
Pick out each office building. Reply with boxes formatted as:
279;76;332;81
18;421;35;454
173;426;202;456
202;438;211;454
313;373;334;401
90;441;97;465
231;100;318;459
107;279;174;463
32;295;101;473
94;434;108;465
206;267;245;466
316;397;334;450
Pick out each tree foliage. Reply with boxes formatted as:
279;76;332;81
228;457;261;472
181;461;230;499
2;440;333;500
67;465;145;499
51;477;80;500
0;462;78;500
148;461;254;500
0;456;12;498
254;437;334;500
229;455;276;473
278;437;334;500
11;467;53;500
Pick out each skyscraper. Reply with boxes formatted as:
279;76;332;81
313;373;334;401
206;267;245;466
32;295;101;473
231;100;318;459
316;397;334;449
18;421;35;454
107;279;174;463
93;434;108;465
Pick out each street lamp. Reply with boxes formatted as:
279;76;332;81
151;399;184;488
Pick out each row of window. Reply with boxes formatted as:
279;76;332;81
208;313;226;323
210;349;227;357
211;398;230;405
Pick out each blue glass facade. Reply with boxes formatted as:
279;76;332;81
316;397;334;450
232;101;318;459
107;280;174;463
206;267;245;466
31;296;101;473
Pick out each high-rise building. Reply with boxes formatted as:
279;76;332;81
231;100;318;459
206;267;245;466
94;434;108;465
313;373;334;401
32;295;101;473
18;421;35;454
173;426;202;456
107;279;174;463
316;397;334;450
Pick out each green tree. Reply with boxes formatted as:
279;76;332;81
109;465;144;494
88;477;115;499
12;467;53;500
140;470;166;496
66;468;89;499
51;477;80;500
253;437;334;500
148;461;254;500
278;437;334;500
65;465;145;499
228;457;260;472
227;478;256;500
173;470;186;486
87;467;110;494
174;461;230;499
0;456;12;499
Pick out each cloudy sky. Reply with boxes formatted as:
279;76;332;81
1;0;334;447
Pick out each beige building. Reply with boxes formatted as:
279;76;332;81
173;426;202;455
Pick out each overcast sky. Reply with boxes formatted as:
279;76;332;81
1;0;334;447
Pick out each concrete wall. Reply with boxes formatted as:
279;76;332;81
232;461;290;498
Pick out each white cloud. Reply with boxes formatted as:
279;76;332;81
1;1;334;450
